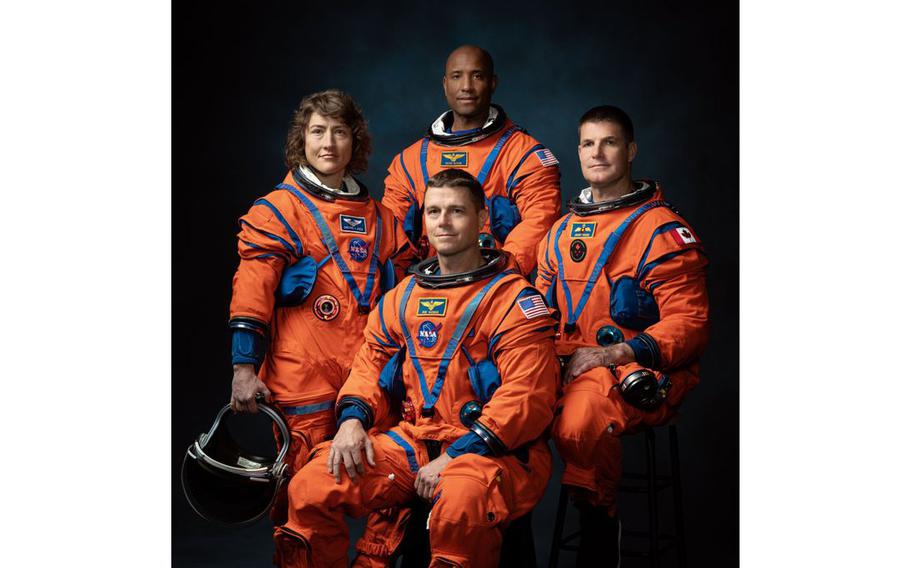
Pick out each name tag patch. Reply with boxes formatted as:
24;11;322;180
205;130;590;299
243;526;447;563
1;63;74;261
339;215;367;234
570;222;596;238
417;298;448;317
441;151;468;167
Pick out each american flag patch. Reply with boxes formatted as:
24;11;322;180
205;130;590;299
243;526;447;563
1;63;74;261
535;148;559;167
518;295;549;319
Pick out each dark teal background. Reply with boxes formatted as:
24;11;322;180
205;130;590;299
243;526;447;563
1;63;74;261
173;1;738;565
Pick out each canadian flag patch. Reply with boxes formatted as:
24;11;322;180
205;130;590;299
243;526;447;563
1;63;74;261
670;226;698;245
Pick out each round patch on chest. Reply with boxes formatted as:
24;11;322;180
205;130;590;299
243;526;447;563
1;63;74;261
570;239;587;262
417;321;442;348
348;238;369;262
312;294;340;321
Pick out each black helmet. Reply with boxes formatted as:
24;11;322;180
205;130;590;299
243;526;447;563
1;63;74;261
181;401;290;527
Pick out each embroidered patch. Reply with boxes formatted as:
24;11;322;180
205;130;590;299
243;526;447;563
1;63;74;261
535;148;559;167
440;151;468;167
312;294;340;321
339;215;367;234
570;222;596;238
348;238;369;262
518;295;549;319
417;298;447;317
417;321;442;348
570;239;587;262
670;226;698;245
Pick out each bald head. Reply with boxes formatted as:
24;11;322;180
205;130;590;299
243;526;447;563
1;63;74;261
444;45;494;76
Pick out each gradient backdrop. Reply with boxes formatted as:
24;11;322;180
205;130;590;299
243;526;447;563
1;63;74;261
173;1;738;565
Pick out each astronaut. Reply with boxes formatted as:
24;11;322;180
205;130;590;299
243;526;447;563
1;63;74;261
274;169;560;568
536;106;709;566
382;44;562;275
227;90;413;559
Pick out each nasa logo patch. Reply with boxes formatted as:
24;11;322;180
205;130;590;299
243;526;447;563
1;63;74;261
312;294;340;321
417;321;442;348
440;151;468;167
348;238;368;262
570;239;587;262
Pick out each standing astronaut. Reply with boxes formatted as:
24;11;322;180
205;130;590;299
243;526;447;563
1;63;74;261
274;169;560;567
382;44;561;274
537;105;709;566
227;90;413;560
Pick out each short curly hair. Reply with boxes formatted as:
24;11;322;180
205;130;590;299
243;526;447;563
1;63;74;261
284;90;372;175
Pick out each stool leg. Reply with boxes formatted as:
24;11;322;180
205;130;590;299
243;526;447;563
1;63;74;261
646;428;659;568
548;485;569;568
669;425;687;568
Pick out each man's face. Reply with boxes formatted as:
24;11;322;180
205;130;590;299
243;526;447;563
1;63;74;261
577;120;637;187
442;49;497;121
424;185;488;257
304;112;353;177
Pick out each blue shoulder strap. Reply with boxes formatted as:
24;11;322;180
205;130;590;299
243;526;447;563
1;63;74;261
277;183;382;311
555;200;669;331
419;138;431;187
398;271;511;413
476;125;521;186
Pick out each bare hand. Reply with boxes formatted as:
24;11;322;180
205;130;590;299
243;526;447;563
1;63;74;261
564;344;635;383
327;419;376;484
415;452;453;500
231;364;272;413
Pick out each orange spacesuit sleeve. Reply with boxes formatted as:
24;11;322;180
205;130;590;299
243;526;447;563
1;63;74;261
383;211;418;279
229;195;305;324
336;287;404;427
631;222;709;370
534;222;561;301
500;151;562;275
381;151;420;242
471;286;559;453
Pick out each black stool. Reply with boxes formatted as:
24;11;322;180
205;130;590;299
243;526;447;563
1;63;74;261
547;424;687;568
393;500;536;567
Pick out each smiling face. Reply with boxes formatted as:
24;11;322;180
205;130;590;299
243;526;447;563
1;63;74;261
442;46;497;127
578;119;637;189
303;112;353;178
423;184;488;258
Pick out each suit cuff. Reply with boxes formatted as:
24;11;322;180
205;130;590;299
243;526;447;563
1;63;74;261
336;396;375;429
626;333;662;369
445;431;493;458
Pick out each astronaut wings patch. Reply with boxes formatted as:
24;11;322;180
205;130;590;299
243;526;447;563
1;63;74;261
517;294;549;319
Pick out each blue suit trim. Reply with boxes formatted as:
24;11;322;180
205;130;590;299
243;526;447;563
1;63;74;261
505;143;544;197
476;126;520;186
239;219;296;256
282;401;335;415
253;198;303;257
399;152;416;193
419;138;431;187
382;431;420;473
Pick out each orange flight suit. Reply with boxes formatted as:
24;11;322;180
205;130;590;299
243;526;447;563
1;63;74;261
275;251;560;568
381;105;561;274
536;181;709;515
229;169;413;529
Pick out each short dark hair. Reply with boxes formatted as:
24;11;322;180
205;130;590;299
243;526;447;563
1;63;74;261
425;169;486;213
285;90;372;174
578;105;635;143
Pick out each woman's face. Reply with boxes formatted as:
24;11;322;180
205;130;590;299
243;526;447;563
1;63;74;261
304;112;353;177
